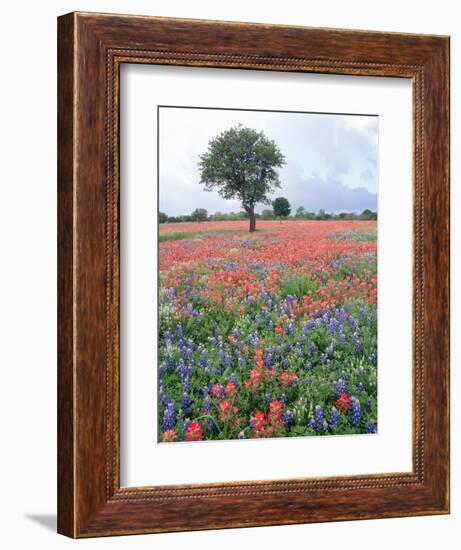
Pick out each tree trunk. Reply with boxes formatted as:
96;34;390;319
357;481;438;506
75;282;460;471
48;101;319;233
249;208;256;232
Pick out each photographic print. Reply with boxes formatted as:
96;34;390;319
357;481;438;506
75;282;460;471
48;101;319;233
158;106;378;443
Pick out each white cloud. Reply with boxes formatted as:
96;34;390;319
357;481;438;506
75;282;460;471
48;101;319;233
158;107;378;216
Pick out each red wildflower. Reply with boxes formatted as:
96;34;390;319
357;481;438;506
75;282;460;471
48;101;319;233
184;422;204;441
268;400;283;426
212;383;224;399
280;372;298;388
162;429;177;442
275;325;283;335
218;400;238;421
250;411;266;431
225;381;237;397
336;392;351;414
245;367;264;393
254;347;265;369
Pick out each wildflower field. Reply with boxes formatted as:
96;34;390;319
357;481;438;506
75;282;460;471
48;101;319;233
158;220;377;443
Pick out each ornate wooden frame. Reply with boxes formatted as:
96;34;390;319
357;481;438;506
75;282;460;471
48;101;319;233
57;12;450;537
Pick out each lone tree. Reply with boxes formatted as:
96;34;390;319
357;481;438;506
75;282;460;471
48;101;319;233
198;125;285;232
191;208;208;223
273;197;291;223
158;211;168;224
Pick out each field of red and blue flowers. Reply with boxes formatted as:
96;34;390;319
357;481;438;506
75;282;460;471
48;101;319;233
158;220;377;442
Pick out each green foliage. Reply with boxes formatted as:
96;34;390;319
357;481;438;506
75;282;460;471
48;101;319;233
360;209;378;220
159;229;249;242
211;211;247;221
272;197;291;220
159;211;168;224
260;208;275;220
280;273;318;299
190;208;208;222
198;125;285;231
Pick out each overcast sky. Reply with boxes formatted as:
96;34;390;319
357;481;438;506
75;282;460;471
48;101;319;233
158;107;378;216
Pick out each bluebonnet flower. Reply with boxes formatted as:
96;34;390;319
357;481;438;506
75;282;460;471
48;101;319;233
356;382;365;393
183;345;193;360
181;393;191;415
230;372;238;386
350;397;362;427
306;361;312;371
348;317;359;331
309;405;325;432
309;342;317;358
333;378;347;397
178;359;192;379
165;329;174;345
326;341;335;360
282;410;295;426
238;431;246;439
161;395;172;408
198;350;207;370
367;421;377;434
231;328;240;340
203;396;212;414
335;309;345;322
176;324;184;340
162;402;176;431
368;347;377;365
352;333;361;354
365;397;372;411
302;320;314;336
182;378;190;392
224;353;233;369
328;407;340;428
329;318;339;335
281;393;288;405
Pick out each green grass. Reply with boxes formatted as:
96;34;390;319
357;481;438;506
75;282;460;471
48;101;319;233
159;229;261;242
329;231;377;243
280;273;319;299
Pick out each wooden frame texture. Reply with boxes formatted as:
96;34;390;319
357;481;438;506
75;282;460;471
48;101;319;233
58;12;450;538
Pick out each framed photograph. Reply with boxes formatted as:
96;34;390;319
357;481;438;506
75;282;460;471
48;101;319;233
58;12;450;537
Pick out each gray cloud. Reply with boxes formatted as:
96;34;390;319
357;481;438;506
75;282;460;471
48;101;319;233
281;174;377;214
158;107;378;216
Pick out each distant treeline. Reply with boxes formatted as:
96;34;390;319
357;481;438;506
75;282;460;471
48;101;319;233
159;207;377;223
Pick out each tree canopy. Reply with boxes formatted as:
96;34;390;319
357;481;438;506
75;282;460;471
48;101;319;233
191;208;209;222
198;125;285;231
272;197;291;222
